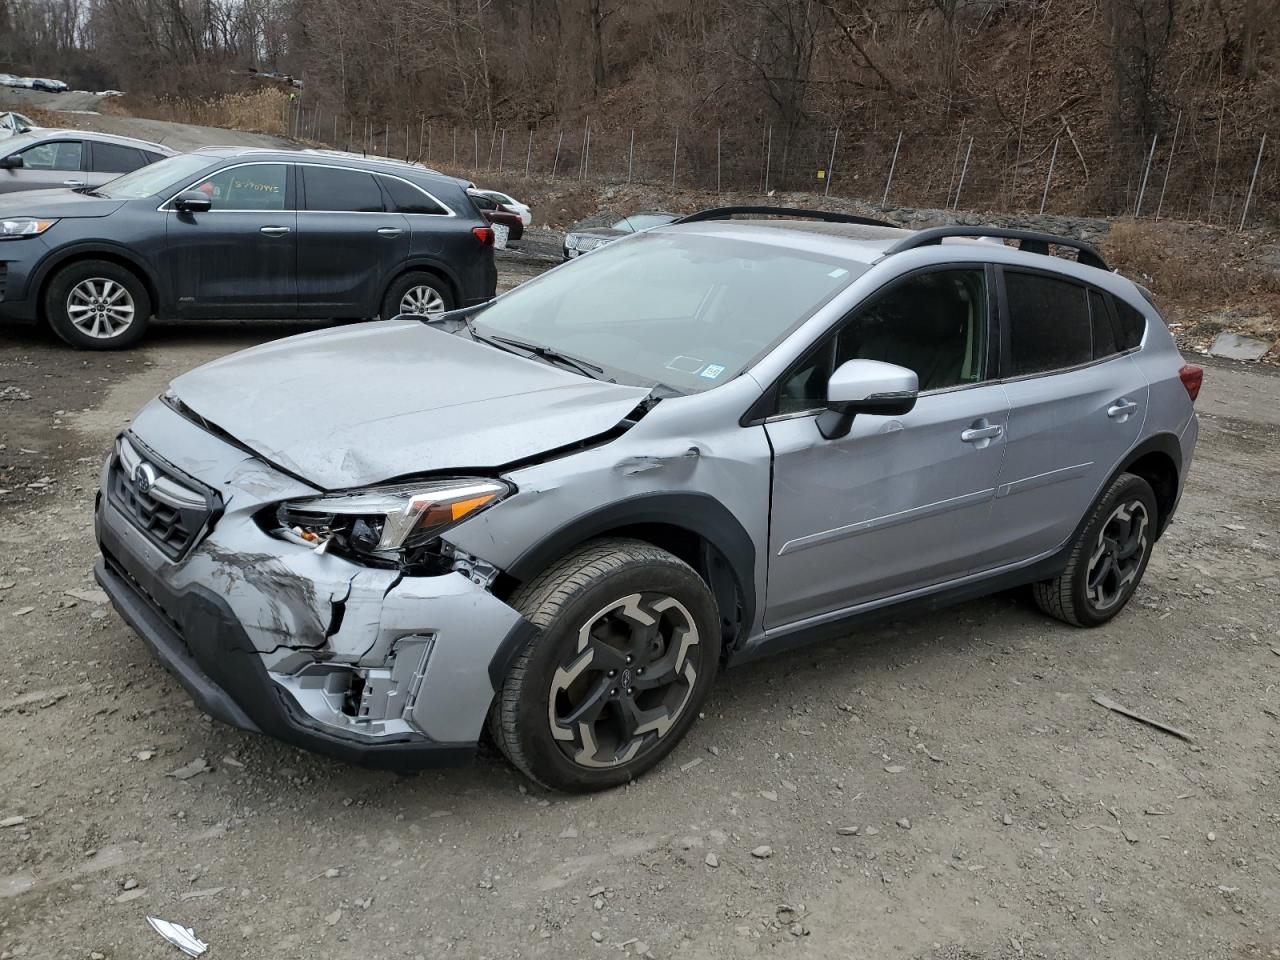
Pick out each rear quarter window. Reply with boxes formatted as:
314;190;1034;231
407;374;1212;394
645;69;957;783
1113;298;1147;350
380;175;448;215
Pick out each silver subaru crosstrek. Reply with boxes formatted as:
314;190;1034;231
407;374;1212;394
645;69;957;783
95;207;1201;791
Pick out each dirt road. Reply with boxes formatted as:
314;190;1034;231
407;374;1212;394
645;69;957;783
1;273;1278;959
0;89;294;152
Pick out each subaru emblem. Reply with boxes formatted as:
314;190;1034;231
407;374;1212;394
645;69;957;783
135;462;158;494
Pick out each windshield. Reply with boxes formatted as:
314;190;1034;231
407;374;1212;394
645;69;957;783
471;231;862;393
96;153;216;199
613;213;674;232
0;132;40;156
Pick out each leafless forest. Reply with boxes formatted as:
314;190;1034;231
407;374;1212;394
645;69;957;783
2;0;1277;218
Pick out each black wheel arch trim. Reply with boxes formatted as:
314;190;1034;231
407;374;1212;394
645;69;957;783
499;491;757;647
32;241;162;314
1114;431;1183;536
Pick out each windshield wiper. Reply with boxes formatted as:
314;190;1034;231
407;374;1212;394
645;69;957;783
483;334;607;380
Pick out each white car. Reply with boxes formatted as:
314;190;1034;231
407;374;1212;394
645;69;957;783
0;112;38;138
473;189;531;227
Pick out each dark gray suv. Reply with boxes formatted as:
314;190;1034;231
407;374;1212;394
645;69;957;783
0;147;497;348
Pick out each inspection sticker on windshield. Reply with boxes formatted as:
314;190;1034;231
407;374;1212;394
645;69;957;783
828;267;849;278
699;364;727;380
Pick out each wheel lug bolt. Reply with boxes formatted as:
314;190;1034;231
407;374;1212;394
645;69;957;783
625;655;633;664
636;667;644;675
608;669;617;677
625;687;633;696
610;688;619;697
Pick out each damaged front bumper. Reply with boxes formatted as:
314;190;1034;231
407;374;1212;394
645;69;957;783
93;399;534;769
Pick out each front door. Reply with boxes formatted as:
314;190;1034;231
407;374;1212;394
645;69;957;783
1;138;85;193
295;164;410;318
162;161;297;318
985;271;1149;566
763;266;1010;629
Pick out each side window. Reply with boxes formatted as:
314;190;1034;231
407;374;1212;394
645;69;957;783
469;193;497;211
302;166;384;212
19;140;82;171
380;176;447;215
190;164;287;210
92;143;147;174
1089;289;1118;359
1005;272;1092;375
1113;298;1147;350
775;268;988;416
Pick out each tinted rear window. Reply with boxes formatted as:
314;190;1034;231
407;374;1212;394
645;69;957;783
1089;289;1118;358
381;176;447;215
302;166;385;212
92;142;147;174
1005;271;1092;375
1114;298;1147;350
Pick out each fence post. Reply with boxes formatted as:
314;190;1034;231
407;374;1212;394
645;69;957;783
583;126;591;179
717;128;722;194
473;128;479;169
952;136;973;211
1039;138;1059;214
499;129;506;171
672;128;679;189
452;127;458;165
1134;133;1158;217
526;128;533;178
881;130;902;209
487;126;497;169
1239;133;1267;231
763;125;772;194
346;117;352;152
332;114;338;146
552;130;563;179
1155;110;1181;221
579;117;589;179
824;127;840;197
628;129;635;183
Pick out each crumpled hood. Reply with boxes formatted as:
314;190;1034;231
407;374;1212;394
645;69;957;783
169;319;651;489
0;188;126;219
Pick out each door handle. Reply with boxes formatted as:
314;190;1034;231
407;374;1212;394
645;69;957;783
376;227;404;237
63;179;85;187
259;225;291;237
961;423;1003;444
1107;399;1138;419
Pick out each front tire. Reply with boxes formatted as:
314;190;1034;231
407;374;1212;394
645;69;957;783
45;260;151;350
489;539;721;792
381;272;453;320
1033;472;1158;627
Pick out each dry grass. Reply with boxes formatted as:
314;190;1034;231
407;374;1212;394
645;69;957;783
1102;218;1280;319
103;88;290;137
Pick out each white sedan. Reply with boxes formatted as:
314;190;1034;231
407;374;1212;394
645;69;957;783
472;189;531;227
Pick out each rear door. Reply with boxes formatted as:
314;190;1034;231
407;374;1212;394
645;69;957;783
296;164;410;317
985;269;1148;567
1;137;85;192
162;161;297;318
86;140;154;188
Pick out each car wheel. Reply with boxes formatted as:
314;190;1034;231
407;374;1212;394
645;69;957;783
1032;472;1158;627
490;538;721;792
381;272;453;320
45;260;151;350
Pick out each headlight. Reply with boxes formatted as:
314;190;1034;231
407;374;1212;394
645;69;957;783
0;217;57;239
275;478;509;563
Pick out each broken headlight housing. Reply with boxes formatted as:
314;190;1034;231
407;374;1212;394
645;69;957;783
273;479;509;568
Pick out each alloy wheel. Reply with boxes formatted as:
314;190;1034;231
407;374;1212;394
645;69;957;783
548;592;702;769
66;278;135;339
1086;500;1149;611
399;285;446;317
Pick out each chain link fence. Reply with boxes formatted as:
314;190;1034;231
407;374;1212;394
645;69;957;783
286;102;1275;229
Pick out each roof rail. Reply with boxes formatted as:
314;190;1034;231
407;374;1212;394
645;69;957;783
883;226;1108;270
675;206;896;228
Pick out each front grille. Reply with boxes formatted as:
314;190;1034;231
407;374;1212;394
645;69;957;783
107;435;219;560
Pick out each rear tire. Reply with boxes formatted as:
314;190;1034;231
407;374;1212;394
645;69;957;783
1033;472;1158;627
381;272;453;320
489;538;720;792
45;260;150;350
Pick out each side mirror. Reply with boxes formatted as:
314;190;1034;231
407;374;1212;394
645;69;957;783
172;190;212;213
817;359;918;440
0;154;22;169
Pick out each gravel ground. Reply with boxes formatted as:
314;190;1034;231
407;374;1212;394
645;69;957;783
1;261;1279;960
